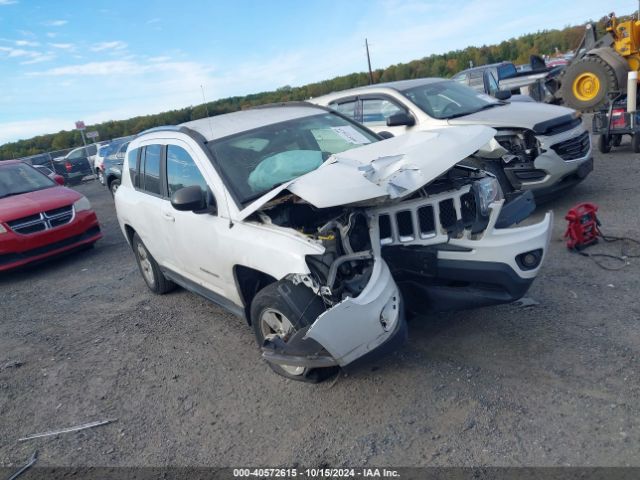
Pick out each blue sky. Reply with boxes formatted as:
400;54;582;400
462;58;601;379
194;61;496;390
0;0;631;145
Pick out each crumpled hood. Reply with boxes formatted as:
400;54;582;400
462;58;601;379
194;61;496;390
237;125;495;220
447;102;577;131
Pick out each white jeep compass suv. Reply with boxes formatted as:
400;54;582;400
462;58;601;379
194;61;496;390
115;103;552;382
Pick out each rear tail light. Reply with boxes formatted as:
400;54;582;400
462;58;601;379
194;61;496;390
65;161;73;172
611;108;625;129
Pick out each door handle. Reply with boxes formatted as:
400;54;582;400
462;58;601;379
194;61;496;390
161;211;175;222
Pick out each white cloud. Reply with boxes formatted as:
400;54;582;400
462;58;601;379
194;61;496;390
90;41;127;52
20;54;56;65
46;32;57;38
49;43;74;49
15;40;39;47
0;0;18;5
146;18;161;24
43;20;68;27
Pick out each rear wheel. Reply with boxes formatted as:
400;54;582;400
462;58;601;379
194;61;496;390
109;179;121;197
251;280;338;383
560;56;618;112
132;233;175;294
597;135;612;154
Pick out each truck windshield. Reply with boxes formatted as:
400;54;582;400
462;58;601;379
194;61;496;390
401;81;502;120
0;163;55;199
208;113;378;204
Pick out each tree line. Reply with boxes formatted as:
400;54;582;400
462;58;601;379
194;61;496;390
0;14;620;160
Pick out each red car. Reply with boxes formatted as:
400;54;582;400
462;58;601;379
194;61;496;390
0;161;102;271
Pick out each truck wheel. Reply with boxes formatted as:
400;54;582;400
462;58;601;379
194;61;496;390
632;134;640;154
597;135;612;154
560;56;617;112
132;233;175;294
251;280;338;383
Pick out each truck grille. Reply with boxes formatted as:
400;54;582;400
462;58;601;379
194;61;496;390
551;131;590;160
375;186;479;246
7;205;74;235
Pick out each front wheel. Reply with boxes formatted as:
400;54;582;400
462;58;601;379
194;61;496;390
251;280;339;383
132;233;175;294
597;135;611;154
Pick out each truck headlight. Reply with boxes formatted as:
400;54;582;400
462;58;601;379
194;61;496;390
73;196;91;212
474;176;503;216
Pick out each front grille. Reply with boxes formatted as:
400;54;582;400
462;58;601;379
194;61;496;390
460;192;476;225
375;185;479;246
439;199;457;229
551;131;590;160
7;205;74;235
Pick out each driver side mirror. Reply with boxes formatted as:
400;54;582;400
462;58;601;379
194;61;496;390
494;90;512;100
171;185;217;214
386;112;415;127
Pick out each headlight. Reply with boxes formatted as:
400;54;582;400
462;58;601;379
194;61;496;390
0;224;7;234
474;176;503;216
73;196;91;212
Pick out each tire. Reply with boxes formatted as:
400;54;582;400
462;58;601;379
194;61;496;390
463;158;514;196
633;134;640;154
251;280;339;383
612;135;622;147
109;179;121;197
560;56;618;112
597;135;612;154
132;233;175;294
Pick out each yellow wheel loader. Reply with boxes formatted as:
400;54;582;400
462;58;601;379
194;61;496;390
560;13;639;111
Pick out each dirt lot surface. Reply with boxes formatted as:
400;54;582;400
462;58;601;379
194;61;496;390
1;136;639;469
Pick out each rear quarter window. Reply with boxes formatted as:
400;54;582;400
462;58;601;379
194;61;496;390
127;148;140;187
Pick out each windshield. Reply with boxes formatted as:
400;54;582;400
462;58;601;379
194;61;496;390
0;163;55;199
401;80;502;119
208;112;378;204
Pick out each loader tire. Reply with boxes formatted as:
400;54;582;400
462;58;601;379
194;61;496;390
560;56;618;112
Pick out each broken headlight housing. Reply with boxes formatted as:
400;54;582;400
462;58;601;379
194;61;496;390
474;176;503;216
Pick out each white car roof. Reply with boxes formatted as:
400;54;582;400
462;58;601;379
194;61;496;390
311;78;445;104
180;104;326;141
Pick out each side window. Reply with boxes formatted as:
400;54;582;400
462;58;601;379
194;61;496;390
127;148;139;187
329;100;356;119
142;144;162;195
166;145;208;197
468;71;485;93
361;98;404;126
485;72;499;96
67;149;84;160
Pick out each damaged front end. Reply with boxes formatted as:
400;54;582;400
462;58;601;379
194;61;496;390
258;203;407;369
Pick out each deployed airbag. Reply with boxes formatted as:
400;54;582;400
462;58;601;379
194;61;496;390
248;150;323;192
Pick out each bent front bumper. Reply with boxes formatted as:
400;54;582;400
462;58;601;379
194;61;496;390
262;258;407;369
383;199;553;312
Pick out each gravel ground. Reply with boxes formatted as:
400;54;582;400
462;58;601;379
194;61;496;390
1;137;639;468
